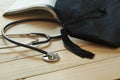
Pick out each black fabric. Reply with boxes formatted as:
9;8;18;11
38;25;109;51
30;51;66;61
54;0;120;58
61;28;95;59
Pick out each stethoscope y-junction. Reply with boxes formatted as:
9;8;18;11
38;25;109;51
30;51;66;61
1;18;61;62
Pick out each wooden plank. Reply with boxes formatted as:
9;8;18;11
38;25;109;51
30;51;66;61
25;56;120;80
0;1;120;80
0;45;120;80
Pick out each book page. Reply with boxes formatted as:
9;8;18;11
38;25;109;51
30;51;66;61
9;0;57;10
3;0;58;19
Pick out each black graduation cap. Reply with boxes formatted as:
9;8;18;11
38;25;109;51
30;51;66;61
54;0;120;59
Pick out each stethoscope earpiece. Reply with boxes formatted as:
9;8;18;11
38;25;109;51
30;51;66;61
43;52;60;62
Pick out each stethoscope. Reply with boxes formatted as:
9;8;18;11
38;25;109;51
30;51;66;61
1;18;61;62
0;10;104;62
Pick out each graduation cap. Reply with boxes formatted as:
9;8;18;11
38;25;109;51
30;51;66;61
54;0;120;59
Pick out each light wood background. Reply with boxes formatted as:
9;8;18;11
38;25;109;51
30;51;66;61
0;0;120;80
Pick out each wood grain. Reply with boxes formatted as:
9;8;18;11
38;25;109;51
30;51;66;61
25;55;120;80
0;45;120;80
0;0;120;80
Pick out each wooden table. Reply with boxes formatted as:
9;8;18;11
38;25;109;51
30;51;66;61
0;0;120;80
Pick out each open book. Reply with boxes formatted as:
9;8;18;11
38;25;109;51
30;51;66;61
3;0;58;19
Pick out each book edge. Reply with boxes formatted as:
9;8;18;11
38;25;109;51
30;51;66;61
3;4;59;20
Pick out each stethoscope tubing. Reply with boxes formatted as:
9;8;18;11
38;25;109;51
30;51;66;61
1;18;61;55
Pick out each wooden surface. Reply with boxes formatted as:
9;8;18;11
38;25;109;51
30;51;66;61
0;0;120;80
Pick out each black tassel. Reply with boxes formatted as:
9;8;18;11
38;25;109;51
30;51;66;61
61;29;95;59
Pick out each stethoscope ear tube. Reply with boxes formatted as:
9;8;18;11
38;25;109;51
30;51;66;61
1;18;61;62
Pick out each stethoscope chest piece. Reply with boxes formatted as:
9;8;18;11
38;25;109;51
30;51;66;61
43;52;60;62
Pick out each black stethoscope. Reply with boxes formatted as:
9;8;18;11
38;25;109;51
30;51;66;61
1;10;103;62
1;18;61;62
